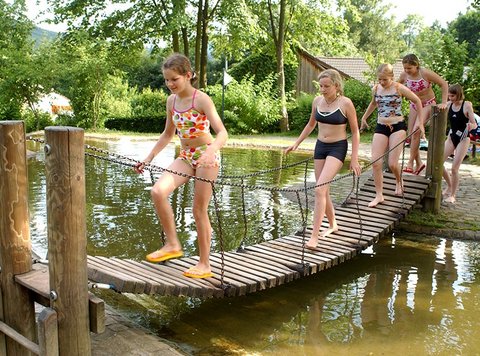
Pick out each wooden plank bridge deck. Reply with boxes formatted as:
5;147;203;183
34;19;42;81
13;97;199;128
83;172;431;298
21;173;431;299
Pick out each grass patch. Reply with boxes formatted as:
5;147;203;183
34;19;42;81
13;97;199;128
405;207;480;231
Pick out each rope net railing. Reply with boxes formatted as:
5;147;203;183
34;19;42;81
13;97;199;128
25;112;433;287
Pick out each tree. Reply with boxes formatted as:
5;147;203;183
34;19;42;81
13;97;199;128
399;14;425;51
0;0;58;127
55;31;117;129
340;0;406;63
413;25;468;85
448;10;480;62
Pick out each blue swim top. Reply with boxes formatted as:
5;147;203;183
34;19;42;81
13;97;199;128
374;85;403;118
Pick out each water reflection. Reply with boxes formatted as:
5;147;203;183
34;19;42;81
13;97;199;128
97;234;480;355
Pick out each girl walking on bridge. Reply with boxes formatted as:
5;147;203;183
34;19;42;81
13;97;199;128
285;69;361;249
134;53;228;279
361;63;423;208
442;84;477;203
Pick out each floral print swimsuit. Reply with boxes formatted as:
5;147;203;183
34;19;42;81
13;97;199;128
172;90;220;168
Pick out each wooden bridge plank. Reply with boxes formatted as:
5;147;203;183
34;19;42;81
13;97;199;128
244;245;320;274
356;189;419;205
270;237;341;262
382;175;428;190
264;240;336;268
95;256;170;295
345;196;410;214
166;257;254;296
374;179;426;195
299;227;373;247
334;210;391;229
106;257;206;298
276;235;348;259
338;203;403;220
227;251;299;283
332;215;388;234
87;256;145;294
140;261;222;298
362;183;424;200
335;206;399;224
276;236;349;263
208;254;276;290
281;235;357;260
219;252;289;285
322;221;378;238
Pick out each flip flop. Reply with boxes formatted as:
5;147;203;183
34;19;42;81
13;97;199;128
183;267;214;279
146;250;183;263
403;167;414;174
414;163;426;175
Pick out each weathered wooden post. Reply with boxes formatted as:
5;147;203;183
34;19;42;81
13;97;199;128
44;127;91;355
0;121;36;355
424;106;447;213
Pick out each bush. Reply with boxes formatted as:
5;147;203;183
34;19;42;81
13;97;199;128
131;88;167;118
287;93;315;132
207;75;281;134
23;110;54;133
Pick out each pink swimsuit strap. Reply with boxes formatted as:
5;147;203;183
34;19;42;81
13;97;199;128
173;89;197;113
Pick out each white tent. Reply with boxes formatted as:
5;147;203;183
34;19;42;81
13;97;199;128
34;92;73;118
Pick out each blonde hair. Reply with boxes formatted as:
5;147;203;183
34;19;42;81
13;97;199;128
377;63;394;78
318;69;344;95
162;53;197;84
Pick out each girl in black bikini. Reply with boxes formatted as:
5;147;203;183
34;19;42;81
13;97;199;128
442;84;477;203
285;69;361;248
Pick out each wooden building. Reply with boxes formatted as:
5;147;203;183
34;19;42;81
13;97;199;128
296;47;404;95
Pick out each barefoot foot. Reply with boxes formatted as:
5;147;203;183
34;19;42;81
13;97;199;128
305;235;319;249
444;195;456;203
368;196;384;208
395;180;404;196
321;225;339;238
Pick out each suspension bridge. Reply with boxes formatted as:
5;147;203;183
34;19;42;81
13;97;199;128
1;111;447;354
18;132;432;299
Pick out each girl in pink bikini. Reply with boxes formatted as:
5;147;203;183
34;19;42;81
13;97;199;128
398;54;448;175
134;53;228;279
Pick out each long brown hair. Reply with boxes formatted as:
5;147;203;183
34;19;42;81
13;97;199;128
162;53;198;84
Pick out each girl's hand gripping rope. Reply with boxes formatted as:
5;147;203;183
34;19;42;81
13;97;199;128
134;161;146;174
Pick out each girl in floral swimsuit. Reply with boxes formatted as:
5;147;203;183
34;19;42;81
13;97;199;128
398;54;448;175
134;53;228;279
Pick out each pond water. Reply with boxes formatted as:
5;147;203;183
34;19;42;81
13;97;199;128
26;137;480;355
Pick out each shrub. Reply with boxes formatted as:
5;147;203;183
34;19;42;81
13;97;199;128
22;110;54;133
287;93;315;132
207;75;281;134
131;88;167;118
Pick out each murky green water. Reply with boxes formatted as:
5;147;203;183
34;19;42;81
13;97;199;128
26;138;480;355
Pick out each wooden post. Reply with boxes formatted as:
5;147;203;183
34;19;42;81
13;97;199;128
44;127;91;355
0;121;36;355
424;107;447;213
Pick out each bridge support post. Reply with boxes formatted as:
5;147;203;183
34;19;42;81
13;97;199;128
424;106;447;213
44;127;91;355
0;121;36;355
